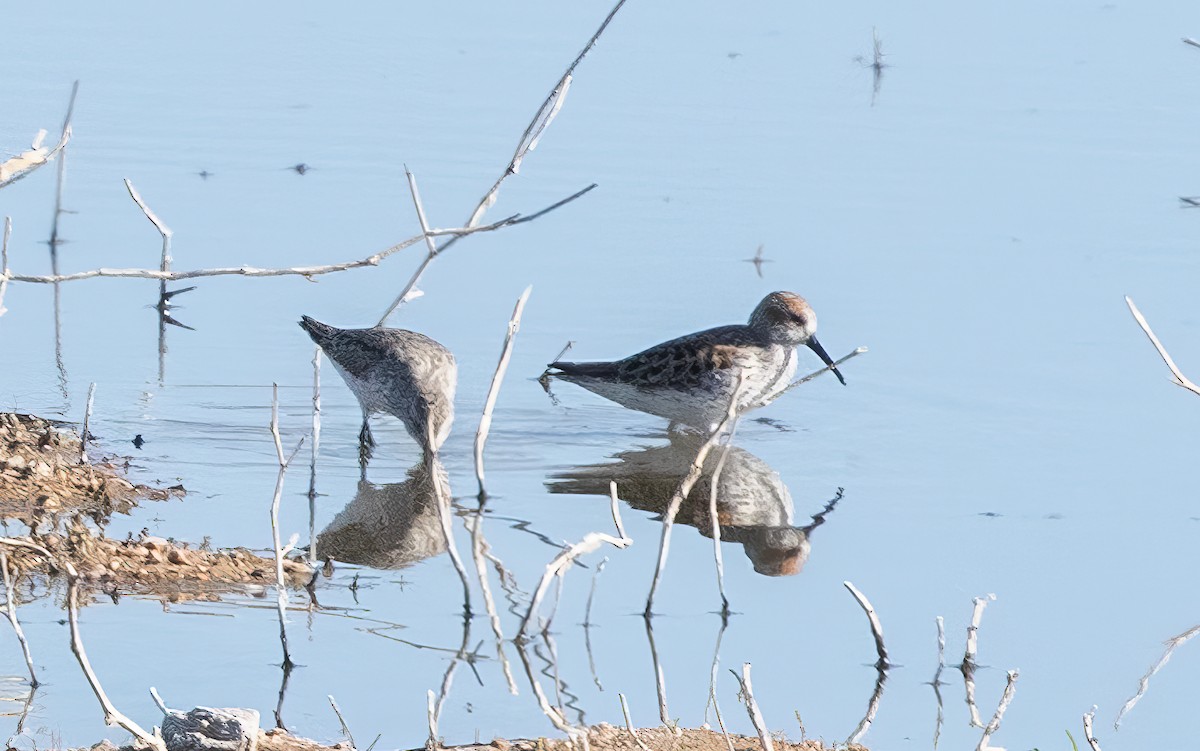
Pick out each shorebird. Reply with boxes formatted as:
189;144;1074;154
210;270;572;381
299;317;456;456
544;291;844;430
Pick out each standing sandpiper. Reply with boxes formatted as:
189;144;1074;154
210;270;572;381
299;317;457;456
544;291;844;429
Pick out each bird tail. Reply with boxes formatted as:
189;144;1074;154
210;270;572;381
547;360;619;379
298;315;338;346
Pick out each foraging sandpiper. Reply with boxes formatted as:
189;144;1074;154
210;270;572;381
299;317;457;456
544;291;844;429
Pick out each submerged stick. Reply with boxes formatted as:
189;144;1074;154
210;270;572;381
0;550;37;687
1125;296;1200;397
475;286;533;498
730;663;774;751
1115;622;1200;728
976;670;1019;751
79;383;96;464
645;372;746;616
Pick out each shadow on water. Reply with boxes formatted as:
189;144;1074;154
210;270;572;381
546;433;844;577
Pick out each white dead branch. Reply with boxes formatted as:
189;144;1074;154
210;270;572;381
844;581;890;669
976;669;1019;751
0;549;37;686
730;663;773;751
474;286;532;497
1115;622;1200;729
1125;296;1200;396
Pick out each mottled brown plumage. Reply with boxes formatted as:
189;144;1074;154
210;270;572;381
546;292;844;429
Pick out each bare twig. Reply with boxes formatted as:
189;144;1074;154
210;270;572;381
0;550;37;686
730;663;774;751
1125;296;1200;396
0;115;73;190
6;188;589;286
125;179;172;264
0;216;11;317
516;499;631;639
1115;622;1200;728
707;424;741;615
771;347;868;402
843;581;890;669
79;382;96;464
645;372;746;616
961;594;995;727
1184;37;1200;49
375;0;628;326
269;385;305;668
936;615;946;667
425;689;438;751
1083;705;1102;751
976;670;1019;751
475;286;533;497
618;694;651;751
308;347;322;565
0;538;165;751
328;695;358;750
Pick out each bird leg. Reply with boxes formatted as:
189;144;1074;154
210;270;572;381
358;417;375;466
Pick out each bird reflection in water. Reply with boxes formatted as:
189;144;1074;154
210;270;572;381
547;433;842;576
315;459;449;569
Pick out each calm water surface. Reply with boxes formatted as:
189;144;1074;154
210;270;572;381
3;2;1200;750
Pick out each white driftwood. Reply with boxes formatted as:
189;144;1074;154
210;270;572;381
731;663;774;751
1115;622;1200;728
644;372;746;616
0;127;72;189
0;550;37;686
80;383;96;464
1083;705;1102;751
0;216;11;317
516;495;631;638
618;694;651;751
328;695;357;750
961;594;996;727
1125;296;1200;396
474;286;532;497
844;581;890;668
976;670;1019;751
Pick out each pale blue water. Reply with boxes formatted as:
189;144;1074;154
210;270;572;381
3;2;1200;750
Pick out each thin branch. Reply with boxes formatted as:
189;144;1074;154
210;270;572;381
0;216;11;317
962;594;996;728
79;383;96;464
425;689;438;751
645;372;746;616
843;581;890;669
516;506;631;639
618;694;651;751
730;663;774;751
328;695;358;750
269;385;305;669
1184;37;1200;49
5;188;588;286
1083;705;1102;751
0;550;37;686
1115;622;1200;728
0;109;74;190
308;347;322;565
846;668;887;745
976;670;1019;751
475;286;533;497
1124;296;1200;396
770;346;868;402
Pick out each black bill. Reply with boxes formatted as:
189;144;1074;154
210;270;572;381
806;336;846;385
